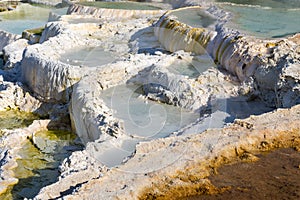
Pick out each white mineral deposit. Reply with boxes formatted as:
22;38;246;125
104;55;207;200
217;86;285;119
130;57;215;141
0;0;299;199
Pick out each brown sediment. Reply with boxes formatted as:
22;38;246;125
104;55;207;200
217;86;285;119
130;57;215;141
139;137;300;200
138;107;300;200
185;148;300;200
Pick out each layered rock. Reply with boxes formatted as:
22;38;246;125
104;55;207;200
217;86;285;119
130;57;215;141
1;0;299;199
129;51;238;111
69;53;167;144
2;39;29;70
154;7;217;55
20;21;102;103
67;3;164;19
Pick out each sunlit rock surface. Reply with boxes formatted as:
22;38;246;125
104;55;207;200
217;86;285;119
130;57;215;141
21;22;102;102
0;0;299;199
37;104;300;200
0;77;41;112
0;31;19;51
2;39;29;70
154;5;300;108
67;2;165;19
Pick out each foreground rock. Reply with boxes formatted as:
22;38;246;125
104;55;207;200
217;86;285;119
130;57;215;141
35;104;300;199
0;120;50;196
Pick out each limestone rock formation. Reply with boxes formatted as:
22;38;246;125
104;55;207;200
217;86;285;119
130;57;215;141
67;3;165;19
0;0;299;199
20;21;101;103
2;39;29;70
0;31;20;52
0;77;41;112
154;5;300;108
36;104;300;200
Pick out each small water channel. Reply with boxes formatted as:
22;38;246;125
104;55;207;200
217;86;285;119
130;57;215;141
59;46;116;68
9;130;78;199
0;110;80;199
216;0;300;38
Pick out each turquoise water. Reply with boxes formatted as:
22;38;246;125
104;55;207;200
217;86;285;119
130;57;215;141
215;0;300;9
79;1;162;10
0;4;66;34
216;0;300;38
169;7;217;28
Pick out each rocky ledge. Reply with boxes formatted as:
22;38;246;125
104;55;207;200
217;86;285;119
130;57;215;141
0;0;299;199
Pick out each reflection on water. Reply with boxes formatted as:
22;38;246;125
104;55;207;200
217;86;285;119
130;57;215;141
60;46;115;68
216;0;300;38
169;7;217;28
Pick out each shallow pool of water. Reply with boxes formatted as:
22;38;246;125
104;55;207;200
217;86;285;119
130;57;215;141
215;0;300;9
216;1;300;38
1;129;78;199
101;84;199;139
89;84;199;167
89;138;139;167
168;7;217;28
0;109;39;130
79;1;162;10
60;46;115;68
0;4;53;34
168;54;215;78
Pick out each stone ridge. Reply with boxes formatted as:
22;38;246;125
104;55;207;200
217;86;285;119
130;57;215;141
67;3;165;19
58;105;300;200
